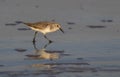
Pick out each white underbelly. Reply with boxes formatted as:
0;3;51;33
30;27;53;34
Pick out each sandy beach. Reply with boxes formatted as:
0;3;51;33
0;0;120;77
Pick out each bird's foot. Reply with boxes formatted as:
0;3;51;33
32;40;36;44
49;40;53;43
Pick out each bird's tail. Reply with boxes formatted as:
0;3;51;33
15;21;32;27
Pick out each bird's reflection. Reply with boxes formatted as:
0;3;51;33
25;42;65;72
26;42;64;60
25;42;91;76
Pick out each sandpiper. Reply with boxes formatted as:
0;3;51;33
16;21;64;43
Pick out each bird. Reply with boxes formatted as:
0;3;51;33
16;21;64;43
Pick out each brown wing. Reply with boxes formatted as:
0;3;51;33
31;21;56;30
24;21;57;30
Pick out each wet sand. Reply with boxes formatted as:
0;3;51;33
0;0;120;77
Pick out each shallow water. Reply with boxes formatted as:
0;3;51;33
1;0;120;77
1;25;120;77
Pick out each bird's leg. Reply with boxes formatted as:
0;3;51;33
33;31;38;43
44;35;53;43
32;39;38;51
44;41;53;48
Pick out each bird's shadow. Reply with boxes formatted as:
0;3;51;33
26;42;65;60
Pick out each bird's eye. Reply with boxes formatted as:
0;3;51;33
57;25;59;27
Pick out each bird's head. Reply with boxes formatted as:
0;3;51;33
54;24;64;33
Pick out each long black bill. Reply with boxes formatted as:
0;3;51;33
59;28;64;33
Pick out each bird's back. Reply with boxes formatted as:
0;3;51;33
24;21;57;30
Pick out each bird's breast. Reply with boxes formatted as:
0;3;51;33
30;26;58;34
